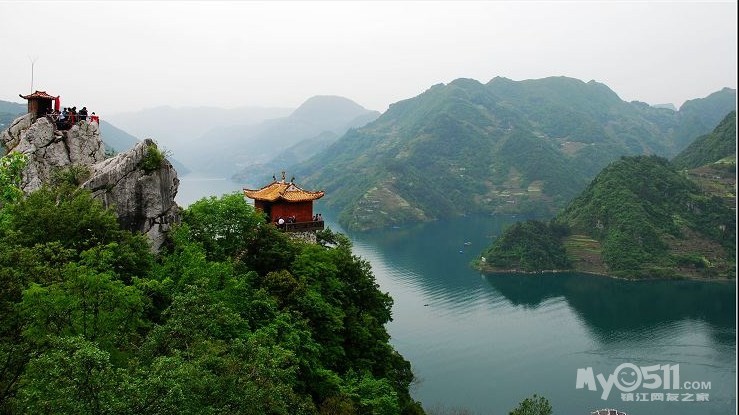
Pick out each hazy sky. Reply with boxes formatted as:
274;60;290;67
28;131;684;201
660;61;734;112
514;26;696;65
1;1;736;116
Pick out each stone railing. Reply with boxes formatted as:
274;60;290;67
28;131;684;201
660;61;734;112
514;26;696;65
280;220;325;233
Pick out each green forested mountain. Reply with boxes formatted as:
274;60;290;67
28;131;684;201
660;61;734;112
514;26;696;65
480;155;735;279
294;77;735;231
672;111;736;169
557;155;734;278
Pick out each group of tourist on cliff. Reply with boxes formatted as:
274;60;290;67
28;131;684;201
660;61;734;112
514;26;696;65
46;105;99;130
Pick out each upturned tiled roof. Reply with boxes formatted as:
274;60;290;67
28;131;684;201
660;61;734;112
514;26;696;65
19;90;58;100
244;180;324;202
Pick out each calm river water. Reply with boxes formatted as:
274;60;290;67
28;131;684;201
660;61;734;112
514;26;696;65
178;174;737;415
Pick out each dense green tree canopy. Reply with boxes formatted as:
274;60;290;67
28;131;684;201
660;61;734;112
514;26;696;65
509;394;552;415
0;188;424;414
481;220;570;272
0;152;27;205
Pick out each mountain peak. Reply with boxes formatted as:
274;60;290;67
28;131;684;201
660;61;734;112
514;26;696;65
291;95;370;120
449;78;484;88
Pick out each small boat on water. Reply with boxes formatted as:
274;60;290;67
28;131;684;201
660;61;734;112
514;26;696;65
591;410;627;415
463;241;472;246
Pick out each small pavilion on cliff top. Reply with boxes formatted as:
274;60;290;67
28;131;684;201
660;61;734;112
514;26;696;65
19;90;60;121
243;172;325;232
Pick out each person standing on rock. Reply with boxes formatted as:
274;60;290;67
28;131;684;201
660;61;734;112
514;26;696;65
59;108;68;129
79;107;88;122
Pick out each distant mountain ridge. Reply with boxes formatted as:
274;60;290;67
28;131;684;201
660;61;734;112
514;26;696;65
106;105;293;169
106;96;379;179
232;97;381;187
674;88;737;150
293;76;735;231
0;100;26;130
193;95;380;180
672;111;736;170
107;105;294;144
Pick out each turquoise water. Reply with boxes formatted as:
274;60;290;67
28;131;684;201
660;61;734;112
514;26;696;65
180;177;737;415
338;214;736;415
175;173;244;207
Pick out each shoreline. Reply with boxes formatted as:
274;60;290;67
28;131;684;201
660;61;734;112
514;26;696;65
474;264;736;283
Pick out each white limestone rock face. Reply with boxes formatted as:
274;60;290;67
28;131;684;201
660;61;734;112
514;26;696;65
0;113;32;150
2;116;104;193
82;139;181;252
2;115;180;252
66;121;106;165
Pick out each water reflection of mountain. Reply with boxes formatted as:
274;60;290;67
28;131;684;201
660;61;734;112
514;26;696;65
328;212;735;348
346;214;519;283
483;272;736;345
327;213;735;414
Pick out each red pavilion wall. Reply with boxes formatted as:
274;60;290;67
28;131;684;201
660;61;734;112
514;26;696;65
259;201;314;223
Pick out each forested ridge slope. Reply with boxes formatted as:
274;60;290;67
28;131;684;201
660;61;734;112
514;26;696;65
295;77;735;231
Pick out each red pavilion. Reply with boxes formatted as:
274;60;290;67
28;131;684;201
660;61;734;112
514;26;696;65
243;173;325;232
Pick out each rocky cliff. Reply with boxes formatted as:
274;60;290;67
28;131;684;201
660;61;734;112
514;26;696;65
1;114;180;251
2;114;105;191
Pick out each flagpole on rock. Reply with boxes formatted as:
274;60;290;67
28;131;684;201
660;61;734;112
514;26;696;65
29;56;38;92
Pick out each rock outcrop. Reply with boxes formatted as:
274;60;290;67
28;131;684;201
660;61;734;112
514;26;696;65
81;139;180;251
2;114;180;251
2;114;106;192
